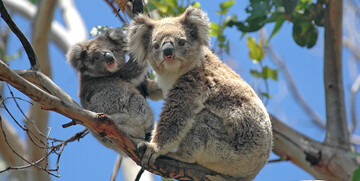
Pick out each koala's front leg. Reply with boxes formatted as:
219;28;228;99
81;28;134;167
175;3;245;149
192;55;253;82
138;73;205;167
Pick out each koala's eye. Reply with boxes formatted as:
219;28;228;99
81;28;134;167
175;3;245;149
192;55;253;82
153;43;160;49
178;39;186;46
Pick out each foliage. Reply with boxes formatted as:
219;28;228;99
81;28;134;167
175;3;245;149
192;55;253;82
226;0;326;48
148;0;200;16
247;36;277;101
209;0;235;55
89;26;112;37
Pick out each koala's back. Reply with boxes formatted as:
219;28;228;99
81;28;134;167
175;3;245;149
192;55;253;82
80;75;154;143
80;75;134;114
164;48;272;180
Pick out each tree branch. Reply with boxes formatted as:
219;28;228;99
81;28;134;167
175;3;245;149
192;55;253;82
0;116;26;166
271;115;358;180
323;0;350;150
0;0;39;70
3;0;87;53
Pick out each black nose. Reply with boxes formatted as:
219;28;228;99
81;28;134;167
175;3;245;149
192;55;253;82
163;47;174;56
104;52;115;63
162;42;174;57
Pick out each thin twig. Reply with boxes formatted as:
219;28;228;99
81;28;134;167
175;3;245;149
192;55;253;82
0;0;39;70
5;83;49;140
104;0;126;24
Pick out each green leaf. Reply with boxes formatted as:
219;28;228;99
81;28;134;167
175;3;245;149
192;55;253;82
266;16;285;45
218;35;226;43
353;165;360;181
247;36;265;62
191;2;201;8
219;0;236;14
209;22;220;37
292;18;318;48
261;92;273;99
261;66;278;81
250;69;262;78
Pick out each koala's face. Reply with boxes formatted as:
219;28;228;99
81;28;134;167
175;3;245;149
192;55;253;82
128;7;210;75
67;28;126;77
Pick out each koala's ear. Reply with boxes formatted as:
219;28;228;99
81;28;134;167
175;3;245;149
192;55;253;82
180;6;210;46
108;27;126;44
66;45;85;72
127;14;154;64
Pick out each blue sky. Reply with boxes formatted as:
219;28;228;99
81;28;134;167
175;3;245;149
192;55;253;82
2;0;359;180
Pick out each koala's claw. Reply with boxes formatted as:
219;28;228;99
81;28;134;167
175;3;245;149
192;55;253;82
137;142;159;167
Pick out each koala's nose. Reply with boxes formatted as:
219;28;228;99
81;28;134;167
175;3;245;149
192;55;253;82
104;52;115;64
162;42;174;57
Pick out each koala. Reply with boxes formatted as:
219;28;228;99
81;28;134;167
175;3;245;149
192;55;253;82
127;7;273;181
67;28;155;155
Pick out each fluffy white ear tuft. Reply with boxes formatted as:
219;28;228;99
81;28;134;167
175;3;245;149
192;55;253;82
66;45;85;71
127;14;154;64
180;6;210;46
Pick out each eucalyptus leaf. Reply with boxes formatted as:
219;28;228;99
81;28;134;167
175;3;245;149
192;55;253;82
247;37;265;62
89;26;111;37
292;19;318;48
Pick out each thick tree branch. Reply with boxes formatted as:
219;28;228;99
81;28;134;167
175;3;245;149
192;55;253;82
271;115;358;180
323;0;350;150
0;0;39;70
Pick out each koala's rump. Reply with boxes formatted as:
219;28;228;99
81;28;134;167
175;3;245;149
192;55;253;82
166;109;269;179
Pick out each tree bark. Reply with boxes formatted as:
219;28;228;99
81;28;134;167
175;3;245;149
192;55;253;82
323;0;350;150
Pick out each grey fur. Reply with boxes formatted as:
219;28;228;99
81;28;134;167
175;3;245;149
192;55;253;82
67;28;154;155
128;7;273;180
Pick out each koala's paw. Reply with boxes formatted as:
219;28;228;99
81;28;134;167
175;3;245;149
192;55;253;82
137;142;159;167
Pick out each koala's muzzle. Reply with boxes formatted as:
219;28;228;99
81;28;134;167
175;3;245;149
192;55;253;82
104;52;115;65
162;42;175;60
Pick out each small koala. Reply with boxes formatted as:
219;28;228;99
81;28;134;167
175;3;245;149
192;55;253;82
67;28;155;154
128;7;273;180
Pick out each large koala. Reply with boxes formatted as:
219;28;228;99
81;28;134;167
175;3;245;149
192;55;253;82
127;7;273;180
67;28;155;154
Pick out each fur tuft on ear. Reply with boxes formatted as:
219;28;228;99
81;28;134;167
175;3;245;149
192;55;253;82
180;6;210;46
108;27;126;44
66;45;85;71
127;14;154;64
